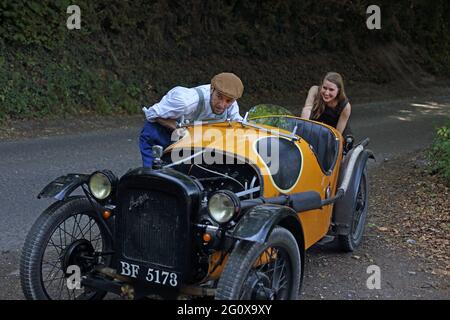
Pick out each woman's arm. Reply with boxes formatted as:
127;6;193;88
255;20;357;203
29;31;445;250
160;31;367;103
301;86;319;119
336;102;351;134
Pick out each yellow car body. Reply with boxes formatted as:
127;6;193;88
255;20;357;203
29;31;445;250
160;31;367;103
24;111;372;300
167;119;343;249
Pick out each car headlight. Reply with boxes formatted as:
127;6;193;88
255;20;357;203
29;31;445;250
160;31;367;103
88;171;116;200
208;190;240;224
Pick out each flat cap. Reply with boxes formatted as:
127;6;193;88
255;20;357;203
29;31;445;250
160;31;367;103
211;73;244;99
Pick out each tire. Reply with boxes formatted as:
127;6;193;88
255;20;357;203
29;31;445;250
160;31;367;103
20;196;113;300
215;226;301;300
338;170;369;252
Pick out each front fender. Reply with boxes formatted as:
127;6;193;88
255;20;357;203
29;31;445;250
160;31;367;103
37;174;90;201
230;204;303;244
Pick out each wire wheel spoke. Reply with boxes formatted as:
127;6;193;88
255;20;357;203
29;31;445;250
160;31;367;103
40;212;105;300
240;246;291;300
272;257;288;292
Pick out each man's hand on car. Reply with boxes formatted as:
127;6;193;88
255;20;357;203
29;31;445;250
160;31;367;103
156;118;178;131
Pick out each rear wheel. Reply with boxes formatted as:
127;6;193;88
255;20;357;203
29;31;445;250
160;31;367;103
216;227;301;300
20;196;112;300
339;171;369;252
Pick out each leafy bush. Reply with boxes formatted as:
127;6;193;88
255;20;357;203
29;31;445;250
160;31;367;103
0;1;449;122
428;125;450;186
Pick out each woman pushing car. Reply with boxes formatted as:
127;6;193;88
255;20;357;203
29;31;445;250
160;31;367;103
301;72;353;140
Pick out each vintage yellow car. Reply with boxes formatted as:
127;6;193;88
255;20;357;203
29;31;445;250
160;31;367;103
20;105;373;300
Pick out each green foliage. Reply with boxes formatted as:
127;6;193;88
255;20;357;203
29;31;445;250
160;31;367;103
428;125;450;186
0;0;449;122
0;47;144;121
0;0;71;48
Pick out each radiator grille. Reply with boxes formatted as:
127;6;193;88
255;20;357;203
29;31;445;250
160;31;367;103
120;189;188;268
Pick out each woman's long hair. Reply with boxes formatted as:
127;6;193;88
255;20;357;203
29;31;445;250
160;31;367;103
311;72;347;119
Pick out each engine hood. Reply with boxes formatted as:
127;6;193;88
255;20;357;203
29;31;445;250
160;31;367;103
164;122;307;194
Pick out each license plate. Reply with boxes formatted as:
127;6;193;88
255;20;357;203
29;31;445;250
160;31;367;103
119;261;179;287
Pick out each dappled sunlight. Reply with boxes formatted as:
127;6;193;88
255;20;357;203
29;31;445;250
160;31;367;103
424;101;449;107
408;101;450;117
418;109;436;115
387;99;450;121
388;115;413;122
411;101;450;116
411;103;442;109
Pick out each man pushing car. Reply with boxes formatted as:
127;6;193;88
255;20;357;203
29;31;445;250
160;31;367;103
139;72;245;167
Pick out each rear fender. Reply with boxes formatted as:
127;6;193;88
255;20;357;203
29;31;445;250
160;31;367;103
333;149;374;235
37;174;90;201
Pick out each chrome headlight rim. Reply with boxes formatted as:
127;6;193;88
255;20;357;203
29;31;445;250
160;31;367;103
88;170;116;200
207;190;241;225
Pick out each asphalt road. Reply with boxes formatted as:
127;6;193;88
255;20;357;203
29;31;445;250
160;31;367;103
0;94;449;300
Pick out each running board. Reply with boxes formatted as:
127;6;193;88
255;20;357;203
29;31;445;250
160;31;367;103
317;235;335;245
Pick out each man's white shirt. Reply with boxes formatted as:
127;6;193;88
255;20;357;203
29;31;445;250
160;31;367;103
142;84;243;123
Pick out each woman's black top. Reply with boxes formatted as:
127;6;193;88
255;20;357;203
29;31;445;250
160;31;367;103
316;98;352;136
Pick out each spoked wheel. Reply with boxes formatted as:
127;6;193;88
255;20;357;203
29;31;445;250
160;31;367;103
339;170;369;252
216;227;301;300
20;196;113;300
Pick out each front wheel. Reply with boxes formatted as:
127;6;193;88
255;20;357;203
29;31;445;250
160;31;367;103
338;170;369;252
20;196;113;300
216;227;301;300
